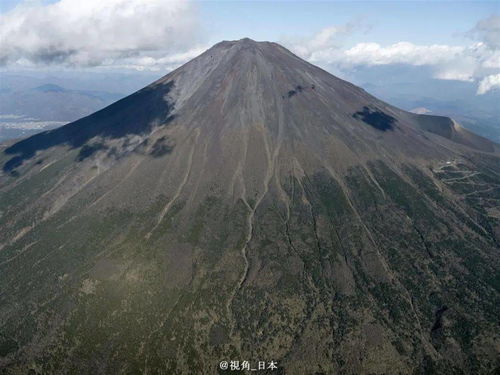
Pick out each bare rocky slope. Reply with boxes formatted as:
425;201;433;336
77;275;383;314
0;38;499;374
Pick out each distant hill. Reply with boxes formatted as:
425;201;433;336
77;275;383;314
0;82;125;142
0;83;123;122
0;71;160;142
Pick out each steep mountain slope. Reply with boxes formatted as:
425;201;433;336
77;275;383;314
0;38;499;374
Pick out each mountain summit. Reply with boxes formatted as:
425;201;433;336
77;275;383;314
0;39;499;374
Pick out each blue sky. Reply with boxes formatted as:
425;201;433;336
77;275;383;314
199;1;497;46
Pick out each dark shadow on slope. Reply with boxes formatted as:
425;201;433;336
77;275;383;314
353;106;396;131
286;84;314;98
76;142;108;162
150;136;175;158
431;305;448;333
3;81;175;172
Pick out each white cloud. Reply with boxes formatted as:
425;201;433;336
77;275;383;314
0;0;201;69
477;74;500;95
410;107;431;115
481;51;500;69
434;69;474;82
292;40;482;83
342;42;465;67
287;20;371;61
107;46;208;71
292;24;355;58
286;16;500;94
469;15;500;49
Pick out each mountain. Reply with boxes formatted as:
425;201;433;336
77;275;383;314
0;82;123;122
0;82;125;142
0;38;499;374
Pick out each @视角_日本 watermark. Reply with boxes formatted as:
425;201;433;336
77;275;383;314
219;360;278;371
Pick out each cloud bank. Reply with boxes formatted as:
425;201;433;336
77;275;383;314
477;73;500;95
287;16;500;94
0;0;202;69
469;15;500;49
289;20;371;60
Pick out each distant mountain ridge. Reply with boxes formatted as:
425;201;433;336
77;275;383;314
0;81;123;123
